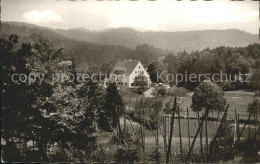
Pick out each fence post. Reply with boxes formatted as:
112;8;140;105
206;105;229;162
234;109;237;144
187;107;191;149
163;116;167;153
185;109;210;163
205;111;209;156
216;111;220;133
195;114;197;137
197;111;203;160
156;104;159;163
178;106;183;162
237;114;240;140
227;113;253;160
249;117;251;139
166;97;177;163
143;108;146;162
254;113;256;134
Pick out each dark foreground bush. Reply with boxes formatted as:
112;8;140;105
114;145;142;163
237;138;260;163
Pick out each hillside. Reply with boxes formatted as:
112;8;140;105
2;22;258;53
54;27;259;53
1;22;258;71
0;22;167;71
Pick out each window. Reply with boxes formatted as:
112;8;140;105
139;66;140;69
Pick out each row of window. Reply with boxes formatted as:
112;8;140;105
135;71;144;74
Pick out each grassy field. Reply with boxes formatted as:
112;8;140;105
162;90;260;120
122;89;259;147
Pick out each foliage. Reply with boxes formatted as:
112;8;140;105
1;35;61;162
147;60;168;83
99;83;124;131
114;145;142;163
92;145;116;162
247;99;260;114
248;58;260;93
148;146;163;162
237;138;260;163
192;81;226;111
209;120;234;162
157;86;167;96
133;74;148;93
177;46;256;90
1;35;98;162
130;97;162;129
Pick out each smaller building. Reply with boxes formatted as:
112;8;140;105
109;59;150;88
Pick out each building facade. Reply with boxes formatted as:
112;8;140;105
109;59;151;88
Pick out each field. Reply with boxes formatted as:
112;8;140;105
97;88;260;162
123;89;260;148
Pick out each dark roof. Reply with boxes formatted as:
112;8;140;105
111;59;140;76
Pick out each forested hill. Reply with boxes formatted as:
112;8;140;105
3;22;259;52
0;22;167;71
1;22;259;71
55;27;259;52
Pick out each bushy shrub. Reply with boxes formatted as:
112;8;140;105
92;145;116;162
218;81;233;91
237;138;260;162
148;146;163;162
114;145;142;163
48;144;87;162
208;120;234;162
247;99;260;114
192;80;226;112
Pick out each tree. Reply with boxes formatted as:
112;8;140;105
147;61;167;83
147;62;158;83
226;53;251;77
1;35;98;162
163;54;180;85
99;83;124;131
133;74;148;93
1;35;62;161
247;99;260;114
249;58;260;93
192;80;226;112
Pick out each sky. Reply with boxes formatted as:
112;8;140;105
1;0;259;34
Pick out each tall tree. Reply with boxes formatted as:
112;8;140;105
99;83;124;131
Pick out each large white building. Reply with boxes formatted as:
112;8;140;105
109;59;151;88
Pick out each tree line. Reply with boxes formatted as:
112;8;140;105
148;43;259;91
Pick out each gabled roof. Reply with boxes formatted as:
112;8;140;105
111;59;140;76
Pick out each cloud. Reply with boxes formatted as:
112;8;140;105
22;10;64;24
